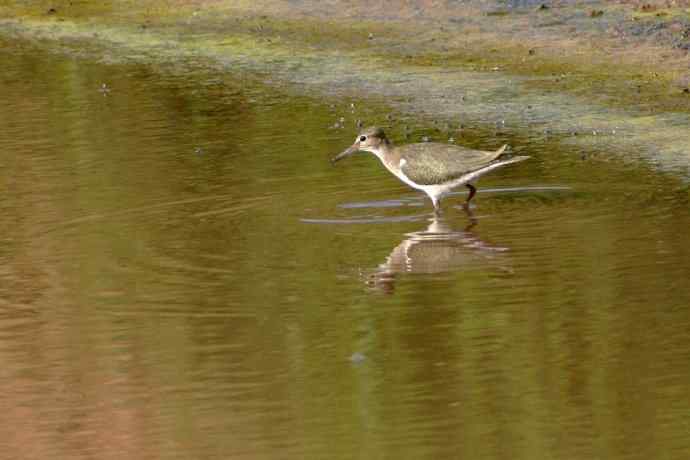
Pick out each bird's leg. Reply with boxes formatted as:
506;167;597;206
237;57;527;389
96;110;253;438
461;204;478;231
465;183;477;204
431;196;442;215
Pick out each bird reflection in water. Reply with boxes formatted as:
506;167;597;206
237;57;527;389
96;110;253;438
366;209;511;294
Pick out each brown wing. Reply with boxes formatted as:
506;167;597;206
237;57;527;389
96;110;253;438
400;143;507;185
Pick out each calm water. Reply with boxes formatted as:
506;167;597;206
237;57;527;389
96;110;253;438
1;40;689;460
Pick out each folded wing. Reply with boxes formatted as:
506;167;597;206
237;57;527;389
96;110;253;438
400;143;508;185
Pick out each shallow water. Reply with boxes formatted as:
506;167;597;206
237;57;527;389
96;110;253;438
1;40;689;460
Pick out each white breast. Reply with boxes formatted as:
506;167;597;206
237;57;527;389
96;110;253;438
394;158;425;190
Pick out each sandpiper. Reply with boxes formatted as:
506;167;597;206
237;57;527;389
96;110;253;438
332;126;529;212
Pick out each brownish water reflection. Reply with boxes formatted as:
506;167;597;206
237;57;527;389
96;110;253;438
1;40;689;460
364;214;509;294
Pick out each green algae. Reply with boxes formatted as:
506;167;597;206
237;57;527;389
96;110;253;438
2;2;690;174
3;1;688;111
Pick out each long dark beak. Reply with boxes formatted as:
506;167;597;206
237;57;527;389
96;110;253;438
331;144;360;164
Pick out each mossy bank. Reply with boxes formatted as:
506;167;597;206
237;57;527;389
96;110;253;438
2;0;690;174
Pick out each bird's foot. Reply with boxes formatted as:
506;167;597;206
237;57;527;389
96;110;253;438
461;203;478;230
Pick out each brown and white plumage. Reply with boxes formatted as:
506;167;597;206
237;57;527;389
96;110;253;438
398;143;509;185
332;126;529;212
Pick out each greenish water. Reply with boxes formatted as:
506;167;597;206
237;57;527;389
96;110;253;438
1;40;689;460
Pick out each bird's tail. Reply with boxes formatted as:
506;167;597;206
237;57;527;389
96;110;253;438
496;145;530;165
495;144;509;156
498;155;530;166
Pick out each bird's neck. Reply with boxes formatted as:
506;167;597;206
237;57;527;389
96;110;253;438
371;141;393;161
370;142;402;173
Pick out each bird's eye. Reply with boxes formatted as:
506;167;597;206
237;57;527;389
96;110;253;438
359;135;367;142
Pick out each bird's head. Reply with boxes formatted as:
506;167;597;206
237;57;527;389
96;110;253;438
331;126;390;163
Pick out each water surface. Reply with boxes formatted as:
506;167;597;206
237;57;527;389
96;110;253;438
1;40;689;460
